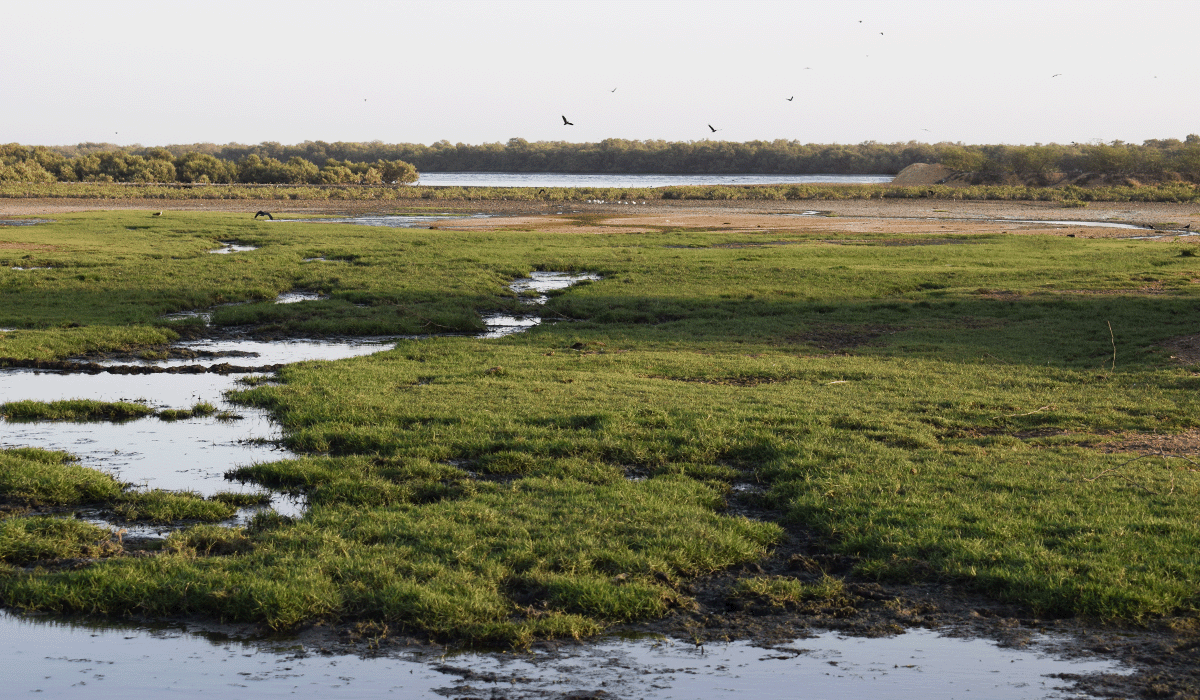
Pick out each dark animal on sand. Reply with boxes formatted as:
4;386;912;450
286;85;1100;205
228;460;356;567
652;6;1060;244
254;211;273;220
562;116;574;126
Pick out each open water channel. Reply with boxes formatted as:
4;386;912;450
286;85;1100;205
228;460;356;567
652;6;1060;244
0;219;1134;698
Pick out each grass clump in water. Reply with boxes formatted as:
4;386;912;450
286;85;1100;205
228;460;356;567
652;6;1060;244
112;490;237;524
0;448;125;506
0;517;120;565
1;399;154;422
156;401;219;421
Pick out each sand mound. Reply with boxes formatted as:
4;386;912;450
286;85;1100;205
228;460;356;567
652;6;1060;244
890;163;956;186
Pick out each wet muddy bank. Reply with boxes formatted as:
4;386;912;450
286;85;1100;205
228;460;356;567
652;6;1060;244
0;357;285;375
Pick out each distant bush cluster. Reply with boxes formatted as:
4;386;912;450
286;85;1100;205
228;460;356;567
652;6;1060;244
4;136;1200;184
0;144;418;185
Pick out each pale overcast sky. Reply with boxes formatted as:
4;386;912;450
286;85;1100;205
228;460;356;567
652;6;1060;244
2;0;1196;148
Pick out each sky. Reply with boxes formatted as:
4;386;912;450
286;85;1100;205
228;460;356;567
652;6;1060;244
2;0;1197;149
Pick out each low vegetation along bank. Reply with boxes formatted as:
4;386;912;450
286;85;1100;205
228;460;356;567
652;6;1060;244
2;180;1199;203
0;211;1198;648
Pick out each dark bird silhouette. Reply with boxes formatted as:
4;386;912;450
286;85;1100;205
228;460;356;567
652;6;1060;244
562;115;574;126
153;211;163;217
538;189;547;196
787;96;794;101
1185;224;1192;230
254;211;273;220
708;124;720;133
611;87;617;92
1052;74;1062;78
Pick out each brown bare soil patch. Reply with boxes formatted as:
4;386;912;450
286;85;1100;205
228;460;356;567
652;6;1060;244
1161;333;1200;365
1087;429;1200;456
643;374;791;387
0;241;57;251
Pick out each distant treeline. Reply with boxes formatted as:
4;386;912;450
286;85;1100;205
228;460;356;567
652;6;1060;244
3;136;1200;183
0;144;418;185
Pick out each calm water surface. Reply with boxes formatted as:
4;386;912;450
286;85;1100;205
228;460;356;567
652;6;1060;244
416;172;893;188
0;611;1128;699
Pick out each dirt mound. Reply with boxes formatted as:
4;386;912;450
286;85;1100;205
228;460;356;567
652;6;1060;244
890;163;956;186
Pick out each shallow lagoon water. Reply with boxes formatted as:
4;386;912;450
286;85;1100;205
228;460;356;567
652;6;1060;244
0;610;1127;699
415;172;895;188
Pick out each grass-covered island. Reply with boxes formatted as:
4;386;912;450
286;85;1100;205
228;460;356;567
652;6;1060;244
1;200;1198;693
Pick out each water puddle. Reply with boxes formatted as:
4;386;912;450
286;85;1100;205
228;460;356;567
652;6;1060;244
1000;219;1146;230
281;214;491;228
208;242;258;254
0;371;292;501
510;271;602;304
0;218;51;226
274;291;327;304
10;266;52;270
0;611;1128;698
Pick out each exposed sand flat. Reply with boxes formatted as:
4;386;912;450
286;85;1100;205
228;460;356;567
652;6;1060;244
2;197;1199;240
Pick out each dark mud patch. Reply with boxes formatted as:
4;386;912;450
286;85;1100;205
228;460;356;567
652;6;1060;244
0;358;284;375
610;500;1198;700
784;324;907;351
642;374;793;387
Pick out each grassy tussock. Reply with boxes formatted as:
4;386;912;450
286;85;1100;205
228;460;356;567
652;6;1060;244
0;517;119;565
0;448;124;505
731;575;848;608
1;399;154;421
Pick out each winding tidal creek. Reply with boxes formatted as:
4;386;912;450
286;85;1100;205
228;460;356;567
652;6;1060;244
0;272;1134;698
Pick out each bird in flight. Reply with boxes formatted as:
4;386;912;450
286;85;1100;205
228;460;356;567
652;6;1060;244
1052;73;1062;77
611;87;617;92
562;115;574;126
708;124;720;133
254;211;273;220
787;96;794;101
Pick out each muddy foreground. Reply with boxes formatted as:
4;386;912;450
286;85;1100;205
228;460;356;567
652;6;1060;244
4;196;1199;698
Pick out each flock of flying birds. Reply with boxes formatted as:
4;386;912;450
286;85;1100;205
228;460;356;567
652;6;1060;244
552;19;1087;138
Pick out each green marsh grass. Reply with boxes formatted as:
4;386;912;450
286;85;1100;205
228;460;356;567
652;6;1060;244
2;212;1199;640
1;399;154;421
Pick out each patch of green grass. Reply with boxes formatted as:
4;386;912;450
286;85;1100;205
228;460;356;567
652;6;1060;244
1;399;154;421
0;448;125;505
730;574;849;608
0;517;119;565
156;402;219;421
3;211;1200;642
112;490;237;524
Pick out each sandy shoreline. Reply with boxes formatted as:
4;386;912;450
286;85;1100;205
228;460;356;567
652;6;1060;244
3;197;1198;240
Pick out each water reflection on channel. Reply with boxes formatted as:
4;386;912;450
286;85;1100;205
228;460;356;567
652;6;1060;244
0;610;1127;699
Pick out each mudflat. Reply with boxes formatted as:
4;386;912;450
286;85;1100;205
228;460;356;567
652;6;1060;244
5;196;1199;239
